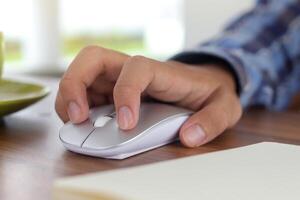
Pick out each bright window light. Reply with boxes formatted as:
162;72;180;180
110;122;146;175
0;0;184;72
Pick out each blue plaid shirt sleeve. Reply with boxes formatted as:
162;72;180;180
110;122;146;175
171;0;300;110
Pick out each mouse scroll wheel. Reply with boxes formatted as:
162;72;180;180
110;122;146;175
93;112;116;127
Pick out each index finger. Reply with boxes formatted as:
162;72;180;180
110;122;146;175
57;46;129;123
113;56;174;129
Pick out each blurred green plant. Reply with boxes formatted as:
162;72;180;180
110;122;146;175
4;33;147;65
63;32;146;58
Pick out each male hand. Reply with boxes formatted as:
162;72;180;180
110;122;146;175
55;46;242;147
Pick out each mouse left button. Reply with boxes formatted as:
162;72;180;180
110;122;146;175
59;120;95;147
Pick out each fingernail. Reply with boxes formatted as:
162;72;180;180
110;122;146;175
67;101;81;123
183;125;206;147
118;106;133;129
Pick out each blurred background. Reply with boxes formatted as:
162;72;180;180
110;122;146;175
0;0;253;74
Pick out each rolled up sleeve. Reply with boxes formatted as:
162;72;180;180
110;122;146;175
171;0;300;110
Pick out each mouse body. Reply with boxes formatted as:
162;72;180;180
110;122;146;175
59;103;192;159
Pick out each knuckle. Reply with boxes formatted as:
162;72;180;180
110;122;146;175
127;55;147;64
124;55;153;72
126;55;149;66
81;45;104;54
79;45;107;64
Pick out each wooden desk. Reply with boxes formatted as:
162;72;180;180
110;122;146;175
1;75;300;200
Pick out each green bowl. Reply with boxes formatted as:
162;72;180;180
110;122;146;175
0;79;50;116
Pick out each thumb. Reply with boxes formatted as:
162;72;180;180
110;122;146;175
179;90;242;148
113;56;157;130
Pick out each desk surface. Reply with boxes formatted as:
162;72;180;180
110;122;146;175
1;76;300;200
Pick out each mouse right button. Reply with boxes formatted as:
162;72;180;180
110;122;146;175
59;120;95;147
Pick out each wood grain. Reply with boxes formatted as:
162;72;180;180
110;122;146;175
1;75;300;200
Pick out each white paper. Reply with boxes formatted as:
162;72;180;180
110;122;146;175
54;142;300;200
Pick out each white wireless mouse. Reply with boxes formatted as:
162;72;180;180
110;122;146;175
59;103;193;159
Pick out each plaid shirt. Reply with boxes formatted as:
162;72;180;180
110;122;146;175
172;0;300;110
